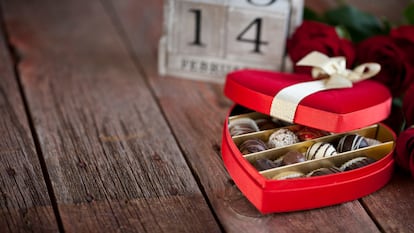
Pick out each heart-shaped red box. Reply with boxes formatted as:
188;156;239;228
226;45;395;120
224;69;391;132
221;69;395;213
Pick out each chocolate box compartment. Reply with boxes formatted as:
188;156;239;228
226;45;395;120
221;105;395;213
236;124;389;163
259;142;393;179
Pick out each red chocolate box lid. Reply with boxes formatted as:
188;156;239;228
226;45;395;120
224;69;392;133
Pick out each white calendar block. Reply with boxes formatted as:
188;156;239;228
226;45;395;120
168;0;226;56
229;0;290;11
288;0;304;35
159;0;304;83
226;4;289;64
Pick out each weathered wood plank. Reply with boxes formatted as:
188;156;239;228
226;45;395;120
0;13;59;233
361;170;414;233
1;0;221;232
107;0;387;232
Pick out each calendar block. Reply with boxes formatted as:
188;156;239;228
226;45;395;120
159;0;304;83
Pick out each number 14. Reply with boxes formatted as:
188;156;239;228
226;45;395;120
189;9;268;53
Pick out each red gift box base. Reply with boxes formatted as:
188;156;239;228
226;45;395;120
221;106;395;214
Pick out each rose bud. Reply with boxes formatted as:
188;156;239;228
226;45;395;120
395;127;414;172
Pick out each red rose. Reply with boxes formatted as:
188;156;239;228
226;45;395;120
357;26;414;97
395;127;414;173
391;26;414;96
396;127;414;178
356;35;410;97
287;21;355;74
404;84;414;127
391;25;414;43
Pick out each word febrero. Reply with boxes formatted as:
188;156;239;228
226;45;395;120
180;58;243;76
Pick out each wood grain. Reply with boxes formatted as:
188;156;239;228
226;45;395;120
1;0;220;232
361;169;414;233
107;0;389;232
0;10;59;233
1;0;413;232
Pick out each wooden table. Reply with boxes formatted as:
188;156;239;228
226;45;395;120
1;0;413;232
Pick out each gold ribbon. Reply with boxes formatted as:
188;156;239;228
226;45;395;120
270;51;381;123
296;51;381;88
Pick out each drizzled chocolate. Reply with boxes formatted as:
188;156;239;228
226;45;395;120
239;138;267;155
337;134;369;153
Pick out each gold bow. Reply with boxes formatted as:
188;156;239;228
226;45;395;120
296;51;381;88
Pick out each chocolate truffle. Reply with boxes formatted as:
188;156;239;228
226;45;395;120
255;118;279;130
339;156;376;171
305;142;337;160
295;126;330;141
254;158;280;171
281;151;305;166
273;156;284;167
239;138;267;155
272;171;304;180
306;167;341;177
228;118;259;136
268;128;299;148
336;134;369;153
365;138;381;146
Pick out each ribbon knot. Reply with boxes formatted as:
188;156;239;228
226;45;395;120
270;51;382;123
296;51;381;88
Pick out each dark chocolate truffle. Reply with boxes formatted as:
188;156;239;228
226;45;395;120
306;167;341;177
239;138;267;155
337;134;369;153
339;156;376;171
254;158;280;171
228;118;259;136
281;151;305;165
255;118;279;130
305;142;337;160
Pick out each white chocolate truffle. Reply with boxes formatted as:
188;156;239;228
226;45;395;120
272;171;304;180
305;142;337;160
268;128;299;148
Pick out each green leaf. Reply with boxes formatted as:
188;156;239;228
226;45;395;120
404;2;414;25
324;5;386;42
335;25;351;40
303;7;323;22
393;97;403;108
381;18;392;33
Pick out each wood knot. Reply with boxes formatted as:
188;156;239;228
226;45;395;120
6;167;16;177
86;193;94;203
77;160;87;169
152;153;162;161
169;187;179;196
